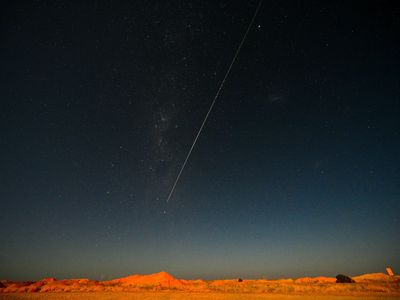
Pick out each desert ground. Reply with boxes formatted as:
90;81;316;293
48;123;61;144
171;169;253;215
1;293;400;300
1;271;399;299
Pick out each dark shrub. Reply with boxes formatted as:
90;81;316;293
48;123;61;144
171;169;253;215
238;278;243;282
336;274;355;283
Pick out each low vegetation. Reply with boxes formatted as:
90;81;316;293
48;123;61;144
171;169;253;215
1;272;399;298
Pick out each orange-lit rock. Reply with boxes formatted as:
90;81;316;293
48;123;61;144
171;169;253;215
107;271;184;288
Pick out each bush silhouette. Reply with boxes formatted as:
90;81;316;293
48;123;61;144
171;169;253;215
336;274;355;283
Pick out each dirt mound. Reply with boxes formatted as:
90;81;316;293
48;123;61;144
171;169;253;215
353;273;391;281
110;271;183;288
36;278;57;284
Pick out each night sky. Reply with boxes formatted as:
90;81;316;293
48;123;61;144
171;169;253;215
1;1;399;281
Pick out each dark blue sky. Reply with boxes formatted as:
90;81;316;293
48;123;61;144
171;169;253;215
1;0;399;280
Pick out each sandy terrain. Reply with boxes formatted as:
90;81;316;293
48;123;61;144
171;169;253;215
1;292;400;300
1;271;399;298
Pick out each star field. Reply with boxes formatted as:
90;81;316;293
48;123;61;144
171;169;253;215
1;0;399;280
